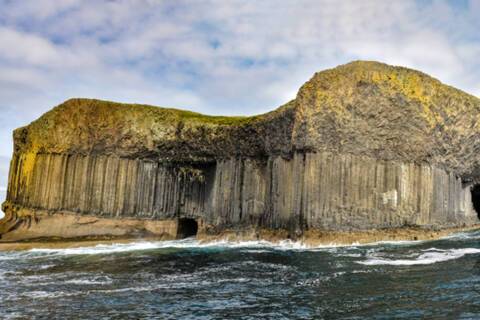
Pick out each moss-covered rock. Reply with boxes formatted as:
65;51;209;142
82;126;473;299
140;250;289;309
14;98;295;162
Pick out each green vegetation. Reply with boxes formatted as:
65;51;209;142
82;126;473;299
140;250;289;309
58;98;261;126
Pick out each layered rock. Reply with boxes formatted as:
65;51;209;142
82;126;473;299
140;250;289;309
1;61;479;242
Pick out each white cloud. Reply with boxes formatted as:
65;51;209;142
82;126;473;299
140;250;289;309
0;27;61;65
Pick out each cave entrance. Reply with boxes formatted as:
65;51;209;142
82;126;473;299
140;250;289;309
471;185;480;219
177;218;198;239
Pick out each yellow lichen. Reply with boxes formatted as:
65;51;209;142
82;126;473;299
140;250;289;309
19;149;38;191
300;61;477;129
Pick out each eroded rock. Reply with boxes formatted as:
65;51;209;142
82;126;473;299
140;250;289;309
2;61;480;242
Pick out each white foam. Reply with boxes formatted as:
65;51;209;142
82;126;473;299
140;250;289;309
65;277;113;285
14;233;463;257
357;248;480;266
27;290;77;299
366;239;425;246
24;238;335;256
29;241;167;255
440;229;480;241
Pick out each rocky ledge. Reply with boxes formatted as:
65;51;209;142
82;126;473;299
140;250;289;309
1;61;479;243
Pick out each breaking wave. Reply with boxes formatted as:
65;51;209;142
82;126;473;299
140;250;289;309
22;238;420;256
357;247;480;266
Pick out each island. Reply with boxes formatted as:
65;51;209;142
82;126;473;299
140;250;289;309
1;61;479;245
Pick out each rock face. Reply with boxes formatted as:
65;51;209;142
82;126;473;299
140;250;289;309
1;61;479;242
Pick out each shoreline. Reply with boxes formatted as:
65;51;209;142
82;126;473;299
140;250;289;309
197;225;480;246
0;224;479;251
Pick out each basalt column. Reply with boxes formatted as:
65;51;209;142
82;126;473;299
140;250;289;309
3;151;476;239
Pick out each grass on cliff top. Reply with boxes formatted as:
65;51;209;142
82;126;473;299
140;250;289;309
168;108;256;125
56;98;269;126
45;98;296;128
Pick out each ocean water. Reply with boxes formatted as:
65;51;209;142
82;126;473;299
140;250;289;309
1;232;480;319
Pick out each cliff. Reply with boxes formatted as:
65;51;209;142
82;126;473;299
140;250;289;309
1;61;479;242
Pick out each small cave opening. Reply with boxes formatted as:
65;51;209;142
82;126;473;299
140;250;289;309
471;185;480;219
176;218;198;239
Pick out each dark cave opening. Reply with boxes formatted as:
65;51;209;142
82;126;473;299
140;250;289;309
177;218;198;239
471;185;480;219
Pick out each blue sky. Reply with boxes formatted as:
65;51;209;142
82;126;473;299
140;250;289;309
0;0;479;206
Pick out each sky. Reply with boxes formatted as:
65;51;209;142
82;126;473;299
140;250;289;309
0;0;479;213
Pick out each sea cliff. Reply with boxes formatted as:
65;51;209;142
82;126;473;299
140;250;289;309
1;61;479;242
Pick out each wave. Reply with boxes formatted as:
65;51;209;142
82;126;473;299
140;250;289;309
65;277;113;285
24;238;339;256
29;241;173;255
440;229;480;241
3;228;478;258
6;239;425;257
26;236;440;256
365;239;425;246
357;248;480;266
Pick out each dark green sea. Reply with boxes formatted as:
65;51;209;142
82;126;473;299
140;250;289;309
1;230;480;319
